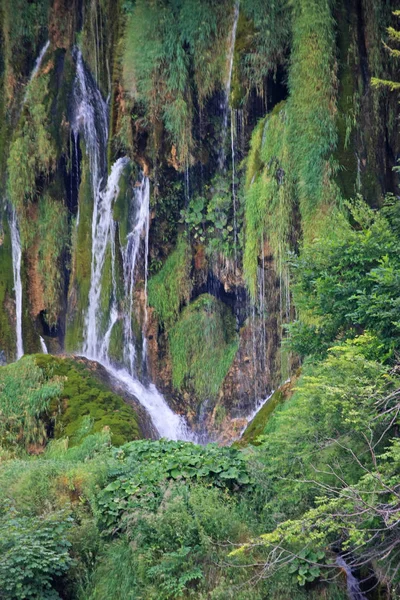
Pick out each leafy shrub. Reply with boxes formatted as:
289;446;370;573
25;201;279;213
0;355;62;450
181;174;243;257
95;439;251;532
0;508;73;600
289;199;400;359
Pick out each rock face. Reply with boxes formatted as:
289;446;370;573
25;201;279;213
0;0;399;439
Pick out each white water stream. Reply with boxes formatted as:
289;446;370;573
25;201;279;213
10;211;23;360
72;49;194;441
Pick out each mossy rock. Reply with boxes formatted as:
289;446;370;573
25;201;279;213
239;377;297;447
34;354;143;446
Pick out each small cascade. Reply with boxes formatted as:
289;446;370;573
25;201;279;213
39;336;48;354
23;40;50;102
71;49;194;442
10;211;23;360
219;2;240;169
121;175;150;375
336;557;368;600
240;389;275;436
84;157;129;358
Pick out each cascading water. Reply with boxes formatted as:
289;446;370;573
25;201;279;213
84;156;129;358
335;557;368;600
71;49;194;441
10;211;23;360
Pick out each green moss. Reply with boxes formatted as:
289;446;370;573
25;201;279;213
286;0;341;236
112;162;133;245
239;389;285;447
333;3;358;199
35;354;142;446
37;191;69;328
0;215;16;361
99;241;114;336
169;294;238;402
108;319;124;364
244;102;293;297
148;235;192;328
65;152;93;352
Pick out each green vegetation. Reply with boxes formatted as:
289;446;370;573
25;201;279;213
0;0;400;598
148;235;192;328
0;355;61;450
181;173;243;258
65;154;93;352
244;102;293;296
289;199;400;360
7;65;57;237
169;294;238;402
286;0;339;234
37;193;69;327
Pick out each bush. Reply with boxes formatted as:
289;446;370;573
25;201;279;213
0;508;73;600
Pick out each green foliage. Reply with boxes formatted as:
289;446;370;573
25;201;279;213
35;355;142;447
289;199;400;360
1;0;50;103
254;336;397;518
240;0;292;92
0;508;73;600
148;235;192;328
181;173;243;257
169;294;238;401
85;483;258;600
0;355;62;449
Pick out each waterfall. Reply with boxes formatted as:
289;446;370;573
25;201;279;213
219;2;240;169
336;557;368;600
71;49;194;442
39;336;48;354
84;157;129;358
240;389;275;436
10;211;23;360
